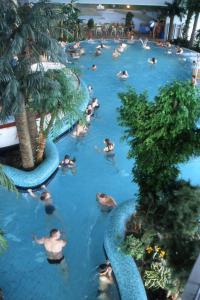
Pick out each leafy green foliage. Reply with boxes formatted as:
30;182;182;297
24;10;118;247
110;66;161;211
144;262;173;290
120;235;145;261
118;81;200;192
125;12;134;28
0;230;8;254
87;18;94;29
0;165;17;194
118;80;200;297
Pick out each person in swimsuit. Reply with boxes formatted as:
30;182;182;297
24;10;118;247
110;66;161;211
33;229;67;264
28;185;55;215
103;139;115;152
97;261;113;300
96;193;117;208
59;155;76;168
91;98;100;109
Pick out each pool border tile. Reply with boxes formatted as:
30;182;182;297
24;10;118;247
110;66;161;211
104;199;147;300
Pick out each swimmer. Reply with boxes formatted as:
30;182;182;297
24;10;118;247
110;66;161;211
104;138;115;152
116;45;124;53
59;155;76;168
73;42;80;49
166;41;172;48
91;97;100;109
112;49;120;59
148;57;157;64
140;38;150;50
192;75;197;86
96;42;110;49
176;46;183;55
127;34;135;44
28;185;55;215
86;108;93;123
117;70;129;79
95;49;102;56
92;64;97;71
33;229;67;265
96;193;117;208
88;85;93;94
121;42;127;49
72;122;88;137
97;261;113;299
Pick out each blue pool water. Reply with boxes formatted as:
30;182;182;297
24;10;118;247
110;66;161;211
0;40;197;300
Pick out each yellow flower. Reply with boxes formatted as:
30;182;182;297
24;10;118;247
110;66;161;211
155;246;161;252
159;250;166;258
146;246;153;254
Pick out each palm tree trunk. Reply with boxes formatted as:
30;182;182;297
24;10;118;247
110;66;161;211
36;131;46;164
15;100;34;170
168;15;175;41
26;110;38;161
189;12;199;47
183;10;193;40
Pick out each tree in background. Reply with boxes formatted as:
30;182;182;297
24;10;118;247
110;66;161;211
164;0;185;40
182;0;198;40
118;81;200;298
189;1;200;47
61;0;81;41
87;18;94;39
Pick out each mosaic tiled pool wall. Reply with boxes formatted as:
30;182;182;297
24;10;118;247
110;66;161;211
104;200;147;300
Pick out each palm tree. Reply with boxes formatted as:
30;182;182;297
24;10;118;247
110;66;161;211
164;0;185;40
30;68;83;164
182;0;196;40
189;2;200;47
0;0;67;169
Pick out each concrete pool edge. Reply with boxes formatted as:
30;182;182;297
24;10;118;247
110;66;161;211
104;200;147;300
2;79;90;189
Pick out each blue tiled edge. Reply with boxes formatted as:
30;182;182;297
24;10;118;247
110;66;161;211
3;141;59;189
2;79;90;189
104;200;147;300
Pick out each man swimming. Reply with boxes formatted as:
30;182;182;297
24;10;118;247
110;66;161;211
33;229;67;264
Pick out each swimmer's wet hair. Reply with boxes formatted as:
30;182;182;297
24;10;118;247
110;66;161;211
40;192;48;201
50;229;59;237
98;264;108;274
64;155;70;160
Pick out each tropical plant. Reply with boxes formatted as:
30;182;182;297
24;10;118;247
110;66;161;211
120;235;145;261
0;229;8;254
118;81;200;193
189;1;200;47
182;0;198;40
164;0;185;40
29;68;83;163
87;18;95;30
59;0;81;41
0;165;17;193
144;262;173;290
0;0;67;169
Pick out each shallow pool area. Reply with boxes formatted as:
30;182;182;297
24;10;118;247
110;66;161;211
0;40;198;300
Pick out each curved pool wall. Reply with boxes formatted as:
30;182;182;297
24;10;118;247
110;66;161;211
2;79;90;189
104;200;147;300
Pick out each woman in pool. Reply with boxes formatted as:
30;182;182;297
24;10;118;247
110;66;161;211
91;97;100;109
148;57;157;64
117;70;129;79
59;155;76;168
72;122;88;137
96;193;117;208
104;138;115;152
28;185;55;215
